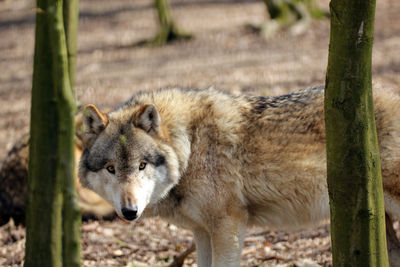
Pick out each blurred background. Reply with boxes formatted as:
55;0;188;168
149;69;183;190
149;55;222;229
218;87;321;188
0;0;399;266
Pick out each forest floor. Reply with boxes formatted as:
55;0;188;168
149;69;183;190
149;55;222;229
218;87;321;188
0;0;400;266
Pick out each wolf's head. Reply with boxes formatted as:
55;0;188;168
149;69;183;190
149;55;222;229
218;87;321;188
78;104;180;221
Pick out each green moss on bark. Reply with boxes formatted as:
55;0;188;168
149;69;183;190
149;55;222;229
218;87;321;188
24;0;80;266
324;0;389;266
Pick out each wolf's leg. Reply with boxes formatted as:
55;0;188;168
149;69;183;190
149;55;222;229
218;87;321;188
385;213;400;266
193;228;212;267
210;217;247;267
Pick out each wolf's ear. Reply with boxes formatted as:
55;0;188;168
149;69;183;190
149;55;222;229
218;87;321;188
83;104;109;135
134;104;161;135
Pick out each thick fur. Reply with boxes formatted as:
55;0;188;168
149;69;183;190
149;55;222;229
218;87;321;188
79;86;400;267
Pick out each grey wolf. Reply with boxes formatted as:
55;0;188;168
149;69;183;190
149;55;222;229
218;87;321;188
79;86;400;267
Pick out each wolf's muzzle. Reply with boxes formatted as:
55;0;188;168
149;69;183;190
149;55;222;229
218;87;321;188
121;206;138;221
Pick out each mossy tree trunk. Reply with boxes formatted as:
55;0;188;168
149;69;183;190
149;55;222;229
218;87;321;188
264;0;303;24
152;0;191;46
62;1;81;266
63;0;79;90
303;0;328;19
24;0;80;266
260;0;327;38
324;0;389;266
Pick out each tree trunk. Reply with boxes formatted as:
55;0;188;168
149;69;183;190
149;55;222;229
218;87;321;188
264;0;299;23
62;1;81;266
324;0;389;266
304;0;329;19
260;0;327;38
24;0;80;266
63;0;79;90
152;0;191;46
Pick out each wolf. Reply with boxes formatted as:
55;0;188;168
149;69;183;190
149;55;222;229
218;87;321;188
79;86;400;267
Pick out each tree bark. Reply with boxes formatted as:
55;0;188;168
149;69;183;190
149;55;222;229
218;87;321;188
264;0;299;23
24;0;80;266
62;1;81;266
152;0;191;46
324;0;389;266
304;0;329;19
260;0;327;38
63;0;79;90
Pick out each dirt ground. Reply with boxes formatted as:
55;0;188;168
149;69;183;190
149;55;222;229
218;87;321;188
0;0;399;266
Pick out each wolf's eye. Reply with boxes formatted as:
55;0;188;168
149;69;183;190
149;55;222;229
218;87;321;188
139;162;147;170
106;165;115;174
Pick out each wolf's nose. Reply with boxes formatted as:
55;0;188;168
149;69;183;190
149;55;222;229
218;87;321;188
121;206;138;220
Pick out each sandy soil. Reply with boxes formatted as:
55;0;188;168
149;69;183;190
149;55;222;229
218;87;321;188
0;0;399;266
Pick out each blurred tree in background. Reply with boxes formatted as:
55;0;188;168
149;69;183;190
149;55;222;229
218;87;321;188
24;0;81;266
259;0;328;38
152;0;191;45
